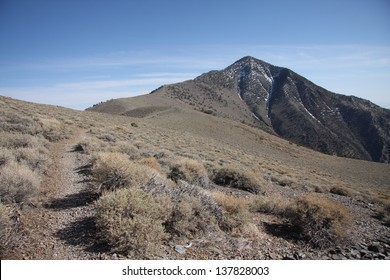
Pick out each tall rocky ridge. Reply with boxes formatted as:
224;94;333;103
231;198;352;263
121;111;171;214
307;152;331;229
89;56;390;163
192;56;390;163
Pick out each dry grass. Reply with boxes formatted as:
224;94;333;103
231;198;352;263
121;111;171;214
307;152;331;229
377;201;390;226
134;156;162;173
95;188;171;258
168;157;210;188
13;147;51;174
0;148;14;167
0;203;15;259
284;194;351;248
1;95;390;258
211;166;263;194
248;195;288;215
166;194;217;237
91;152;159;193
0;161;40;204
140;179;223;237
213;191;250;232
330;186;352;197
78;136;108;155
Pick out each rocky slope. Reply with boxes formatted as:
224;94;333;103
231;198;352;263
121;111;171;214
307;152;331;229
88;56;390;163
193;56;390;162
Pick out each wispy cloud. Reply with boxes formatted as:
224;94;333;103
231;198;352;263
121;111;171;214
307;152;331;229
0;74;196;109
1;44;389;109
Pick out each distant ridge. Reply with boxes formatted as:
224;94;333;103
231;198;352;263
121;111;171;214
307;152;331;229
88;56;390;163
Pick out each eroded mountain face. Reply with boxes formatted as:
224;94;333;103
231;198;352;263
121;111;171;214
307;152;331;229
193;56;390;163
89;56;390;163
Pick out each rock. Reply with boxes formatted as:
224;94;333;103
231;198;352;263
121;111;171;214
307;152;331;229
174;245;186;254
378;253;386;259
208;246;222;256
282;255;294;260
335;247;342;254
368;244;380;253
330;254;342;260
350;249;360;258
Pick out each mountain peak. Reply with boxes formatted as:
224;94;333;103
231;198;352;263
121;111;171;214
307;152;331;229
89;56;390;163
194;56;390;162
231;56;272;68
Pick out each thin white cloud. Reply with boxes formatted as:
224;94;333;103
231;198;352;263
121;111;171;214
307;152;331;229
0;74;196;109
1;44;389;109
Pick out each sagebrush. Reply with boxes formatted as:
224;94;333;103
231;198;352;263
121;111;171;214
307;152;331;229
95;188;171;258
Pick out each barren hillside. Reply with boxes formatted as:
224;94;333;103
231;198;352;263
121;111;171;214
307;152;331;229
1;95;389;260
89;56;390;163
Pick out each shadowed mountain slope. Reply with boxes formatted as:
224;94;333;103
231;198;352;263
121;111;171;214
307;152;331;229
88;56;390;163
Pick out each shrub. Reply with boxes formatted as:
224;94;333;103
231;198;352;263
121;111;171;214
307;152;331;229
166;194;216;237
78;136;108;155
134;157;162;173
141;178;223;237
0;132;39;149
38;118;68;141
13;147;51;173
95;188;171;258
97;133;117;143
0;162;40;204
330;186;352;197
168;158;209;188
0;111;40;135
91;152;158;193
377;201;390;226
269;175;297;187
211;166;262;194
284;194;351;248
248;195;288;215
0;203;15;258
213;191;250;232
110;141;138;157
0;148;14;167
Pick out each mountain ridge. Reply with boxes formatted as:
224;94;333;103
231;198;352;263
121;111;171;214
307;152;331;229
88;56;390;163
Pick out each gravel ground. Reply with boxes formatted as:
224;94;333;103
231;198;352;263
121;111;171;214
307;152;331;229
17;132;390;260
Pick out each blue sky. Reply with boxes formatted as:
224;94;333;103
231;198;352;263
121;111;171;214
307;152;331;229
0;0;389;109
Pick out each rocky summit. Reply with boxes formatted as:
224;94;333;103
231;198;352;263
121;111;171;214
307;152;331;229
89;56;390;163
195;56;390;163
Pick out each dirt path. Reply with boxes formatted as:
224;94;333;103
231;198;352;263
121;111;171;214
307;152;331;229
24;130;104;259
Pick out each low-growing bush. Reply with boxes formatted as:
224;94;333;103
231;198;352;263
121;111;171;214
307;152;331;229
141;178;223;237
166;194;216;237
0;203;15;258
248;195;288;215
330;186;352;197
38;118;68;141
0;148;14;167
78;136;108;154
134;157;162;173
211;166;263;194
0;132;40;149
110;141;138;157
0;111;40;135
14;147;51;173
284;194;351;248
168;158;209;188
0;162;40;204
377;201;390;226
95;188;171;258
213;191;250;232
91;152;158;193
269;175;297;187
97;133;117;143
